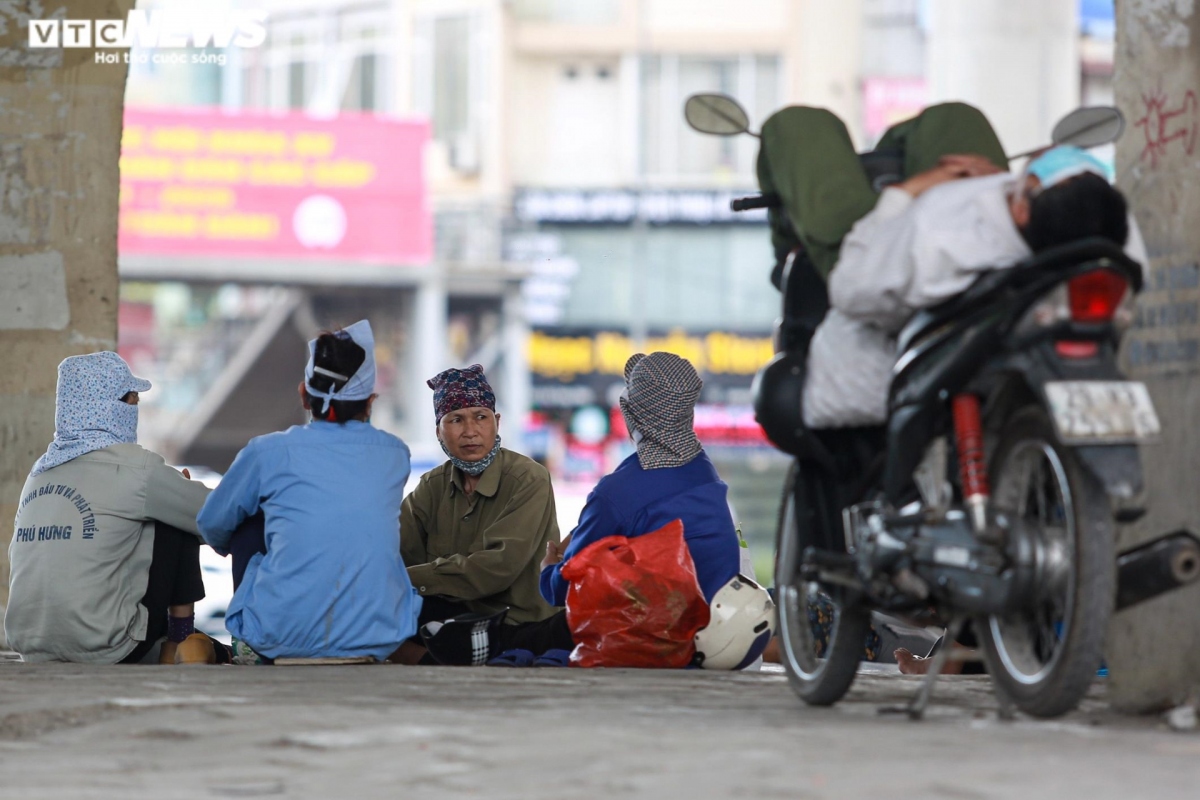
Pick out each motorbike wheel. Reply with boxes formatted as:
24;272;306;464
978;407;1115;718
775;461;871;706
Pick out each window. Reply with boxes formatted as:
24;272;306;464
337;8;392;113
512;0;621;25
639;54;782;183
341;53;378;112
413;12;485;173
239;7;393;114
432;16;471;142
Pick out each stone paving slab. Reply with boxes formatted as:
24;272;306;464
0;661;1195;799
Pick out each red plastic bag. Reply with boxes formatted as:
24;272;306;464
562;519;711;668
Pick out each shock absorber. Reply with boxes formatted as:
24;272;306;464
952;394;990;535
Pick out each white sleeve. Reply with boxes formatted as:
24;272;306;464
829;187;920;330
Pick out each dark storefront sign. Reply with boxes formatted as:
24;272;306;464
528;327;774;408
514;188;769;226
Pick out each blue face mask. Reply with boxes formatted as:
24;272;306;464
1027;145;1112;190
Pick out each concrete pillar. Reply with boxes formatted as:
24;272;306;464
408;273;449;456
1107;2;1200;713
0;0;137;610
791;0;864;142
500;281;530;456
925;0;1079;154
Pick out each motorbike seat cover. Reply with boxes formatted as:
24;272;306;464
895;237;1142;357
858;148;905;191
897;270;1011;355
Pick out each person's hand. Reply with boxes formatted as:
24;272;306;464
181;468;192;480
898;154;1005;197
541;540;564;571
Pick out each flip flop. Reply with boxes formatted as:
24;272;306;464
532;649;571;668
487;648;535;667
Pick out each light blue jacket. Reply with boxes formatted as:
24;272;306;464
197;421;421;660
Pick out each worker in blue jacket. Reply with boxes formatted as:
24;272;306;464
540;352;740;607
197;320;421;662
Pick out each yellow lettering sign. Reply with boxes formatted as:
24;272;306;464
529;331;773;379
203;213;279;240
121;211;199;238
180;158;245;183
292;132;336;158
159;186;236;209
119;156;176;181
207;129;288;157
122;125;144;151
249;160;307;187
311;159;376;188
150;126;203;154
528;331;594;381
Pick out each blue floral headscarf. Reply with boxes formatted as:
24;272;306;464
31;352;152;477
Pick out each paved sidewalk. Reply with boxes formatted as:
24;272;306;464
0;661;1195;799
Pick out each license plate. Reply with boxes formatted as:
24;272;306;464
1044;381;1161;444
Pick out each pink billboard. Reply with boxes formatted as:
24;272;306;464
863;77;928;141
119;108;431;264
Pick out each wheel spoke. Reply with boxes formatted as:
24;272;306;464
987;436;1076;685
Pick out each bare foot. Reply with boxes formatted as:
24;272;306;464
894;648;926;674
387;640;428;665
762;636;781;664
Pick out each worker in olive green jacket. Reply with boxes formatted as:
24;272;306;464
397;364;573;666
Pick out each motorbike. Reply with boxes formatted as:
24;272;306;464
684;94;1177;718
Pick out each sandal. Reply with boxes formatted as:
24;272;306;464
532;649;571;668
487;648;535;667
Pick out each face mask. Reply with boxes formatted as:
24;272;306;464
442;435;502;476
1026;146;1111;192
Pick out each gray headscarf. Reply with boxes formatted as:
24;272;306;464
619;352;703;470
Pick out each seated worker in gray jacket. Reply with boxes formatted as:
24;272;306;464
5;352;217;665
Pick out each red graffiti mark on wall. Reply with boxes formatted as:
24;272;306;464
1134;87;1198;168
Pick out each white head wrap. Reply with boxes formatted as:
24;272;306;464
304;319;376;404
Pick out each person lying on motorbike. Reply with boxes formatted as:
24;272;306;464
755;102;1147;430
756;103;1147;674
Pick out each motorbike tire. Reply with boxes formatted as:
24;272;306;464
977;407;1115;718
775;460;871;706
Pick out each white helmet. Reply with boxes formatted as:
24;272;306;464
693;573;776;670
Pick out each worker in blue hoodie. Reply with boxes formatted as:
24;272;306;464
540;352;741;608
196;320;420;662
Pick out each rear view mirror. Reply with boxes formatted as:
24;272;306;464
684;93;752;136
1052;106;1125;149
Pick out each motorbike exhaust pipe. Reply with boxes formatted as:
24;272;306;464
1115;531;1200;611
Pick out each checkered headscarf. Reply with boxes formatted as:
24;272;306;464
619;352;703;470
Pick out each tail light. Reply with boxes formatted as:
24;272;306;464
1016;269;1134;334
1068;269;1129;323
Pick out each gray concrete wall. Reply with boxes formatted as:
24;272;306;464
0;1;136;609
1109;0;1200;712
